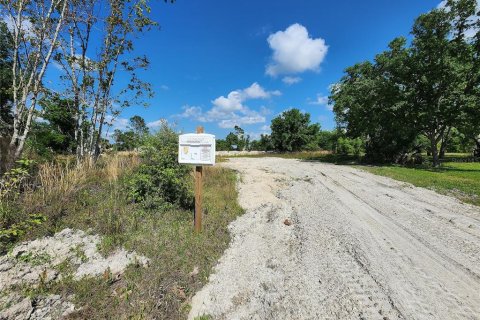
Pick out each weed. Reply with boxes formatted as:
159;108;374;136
70;244;88;263
16;251;52;266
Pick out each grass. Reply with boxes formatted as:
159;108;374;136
359;162;480;206
219;151;479;206
2;153;243;319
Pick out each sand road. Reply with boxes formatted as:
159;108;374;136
189;157;480;320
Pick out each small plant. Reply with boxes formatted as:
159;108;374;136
0;159;34;200
125;122;194;210
0;214;46;253
16;251;52;266
0;159;43;252
71;244;88;263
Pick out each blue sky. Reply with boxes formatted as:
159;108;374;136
100;0;442;139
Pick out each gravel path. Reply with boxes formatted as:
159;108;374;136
189;157;480;320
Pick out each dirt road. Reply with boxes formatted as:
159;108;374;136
189;158;480;320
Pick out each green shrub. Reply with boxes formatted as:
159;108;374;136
125;122;193;210
0;159;46;253
337;137;364;156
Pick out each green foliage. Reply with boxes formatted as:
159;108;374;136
0;159;34;200
225;132;240;150
113;115;149;151
113;129;137;151
0;21;13;134
126;122;193;210
317;130;336;151
215;139;229;151
26;94;77;158
0;159;46;252
258;134;274;151
270;109;321;152
337;137;364;156
217;125;249;151
331;0;480;166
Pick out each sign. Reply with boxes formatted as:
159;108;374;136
178;133;216;166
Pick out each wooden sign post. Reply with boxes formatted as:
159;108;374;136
178;126;215;233
194;126;204;232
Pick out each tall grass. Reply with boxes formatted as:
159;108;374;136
3;151;244;319
27;153;140;207
4;152;141;242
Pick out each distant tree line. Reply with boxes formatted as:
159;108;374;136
330;0;480;166
219;109;345;153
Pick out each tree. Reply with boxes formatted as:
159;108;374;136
0;21;14;173
233;125;246;150
2;0;68;165
331;0;480;166
258;134;274;151
129;115;149;149
406;7;470;166
53;0;158;163
215;139;230;151
270;109;320;152
113;129;136;151
112;115;149;151
318;130;336;151
0;21;13;129
331;41;420;163
225;132;239;150
27;93;77;156
130;115;149;137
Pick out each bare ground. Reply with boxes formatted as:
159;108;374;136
189;157;480;320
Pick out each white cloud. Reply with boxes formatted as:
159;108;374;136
147;119;168;128
175;83;280;129
2;15;35;38
212;83;281;109
212;91;244;113
282;76;302;85
218;115;266;129
260;106;273;115
266;23;328;77
308;94;329;106
105;115;129;131
35;116;49;124
103;115;129;140
437;0;480;38
160;85;170;90
243;82;270;99
261;124;271;131
177;105;206;121
437;0;447;9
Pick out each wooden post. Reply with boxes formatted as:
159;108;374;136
194;126;204;232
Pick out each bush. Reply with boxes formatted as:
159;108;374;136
337;137;364;156
0;159;47;253
125;122;193;210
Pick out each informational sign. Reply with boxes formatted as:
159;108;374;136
178;133;216;166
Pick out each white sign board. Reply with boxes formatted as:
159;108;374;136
178;133;216;166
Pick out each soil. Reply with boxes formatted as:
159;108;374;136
189;157;480;320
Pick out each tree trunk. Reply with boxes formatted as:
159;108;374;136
430;135;440;167
439;127;451;160
474;136;480;158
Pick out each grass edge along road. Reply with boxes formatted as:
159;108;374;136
220;151;480;207
359;162;480;207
